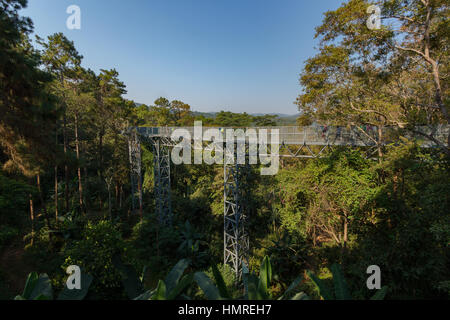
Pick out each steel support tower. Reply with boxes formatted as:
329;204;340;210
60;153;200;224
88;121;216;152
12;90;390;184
128;130;143;216
223;146;249;278
151;137;173;225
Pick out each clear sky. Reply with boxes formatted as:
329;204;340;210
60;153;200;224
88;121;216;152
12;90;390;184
21;0;344;114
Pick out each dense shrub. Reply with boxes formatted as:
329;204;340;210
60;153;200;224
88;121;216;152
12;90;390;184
62;220;131;299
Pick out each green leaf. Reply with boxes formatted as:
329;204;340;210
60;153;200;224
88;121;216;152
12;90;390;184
140;266;149;283
57;272;93;300
30;274;53;300
278;276;303;300
246;274;260;300
167;273;194;300
112;254;143;299
211;264;231;299
133;289;155;300
248;277;259;300
306;270;334;300
152;280;166;300
242;264;249;300
330;264;352;300
291;292;310;300
165;259;190;294
194;272;222;300
22;272;38;299
370;286;388;300
258;256;272;298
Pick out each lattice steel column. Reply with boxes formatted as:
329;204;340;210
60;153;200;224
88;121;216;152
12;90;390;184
128;130;143;217
152;137;172;225
224;147;249;279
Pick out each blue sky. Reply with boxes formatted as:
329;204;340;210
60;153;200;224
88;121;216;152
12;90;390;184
22;0;344;114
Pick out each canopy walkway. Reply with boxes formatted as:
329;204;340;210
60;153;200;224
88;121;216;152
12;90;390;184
127;124;449;277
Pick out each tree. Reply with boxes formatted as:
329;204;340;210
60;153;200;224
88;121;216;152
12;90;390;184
0;0;58;175
38;32;83;213
253;115;278;127
297;0;449;153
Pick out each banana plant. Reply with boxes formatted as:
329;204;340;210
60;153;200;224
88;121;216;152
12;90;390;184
15;273;53;300
177;221;208;267
134;259;193;300
193;264;232;300
112;254;149;299
15;271;92;300
194;256;308;300
306;263;388;300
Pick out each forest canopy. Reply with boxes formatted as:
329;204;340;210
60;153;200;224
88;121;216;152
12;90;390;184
0;0;448;300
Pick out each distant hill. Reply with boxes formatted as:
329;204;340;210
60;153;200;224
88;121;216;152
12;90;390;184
275;114;299;125
192;111;299;125
134;104;299;125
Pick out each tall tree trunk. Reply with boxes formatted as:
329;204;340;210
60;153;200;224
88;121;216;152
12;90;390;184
430;61;450;148
37;172;51;231
108;185;112;221
60;73;70;213
84;166;89;212
99;125;105;180
98;125;105;211
29;193;34;246
54;121;58;224
341;216;348;266
115;182;119;209
74;112;84;214
377;126;383;162
138;177;143;221
119;185;123;209
54;165;58;223
64;113;69;212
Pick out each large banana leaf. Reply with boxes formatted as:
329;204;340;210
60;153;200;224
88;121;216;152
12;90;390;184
194;272;222;300
278;275;303;300
291;292;310;300
57;272;93;300
152;280;167;300
20;272;38;299
330;264;352;300
370;286;388;300
30;274;53;300
246;274;261;300
211;264;231;299
165;259;190;294
18;273;53;300
257;256;272;299
167;273;194;300
133;289;155;300
112;254;143;299
242;264;250;300
306;270;334;300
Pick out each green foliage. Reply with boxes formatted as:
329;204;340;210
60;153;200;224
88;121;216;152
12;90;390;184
112;254;147;299
177;221;209;268
134;259;193;300
0;0;58;175
15;271;92;300
0;0;448;302
15;272;53;300
0;225;19;250
196;256;307;300
307;263;387;300
62;220;130;299
131;217;181;280
57;271;93;300
205;264;235;298
0;172;35;226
